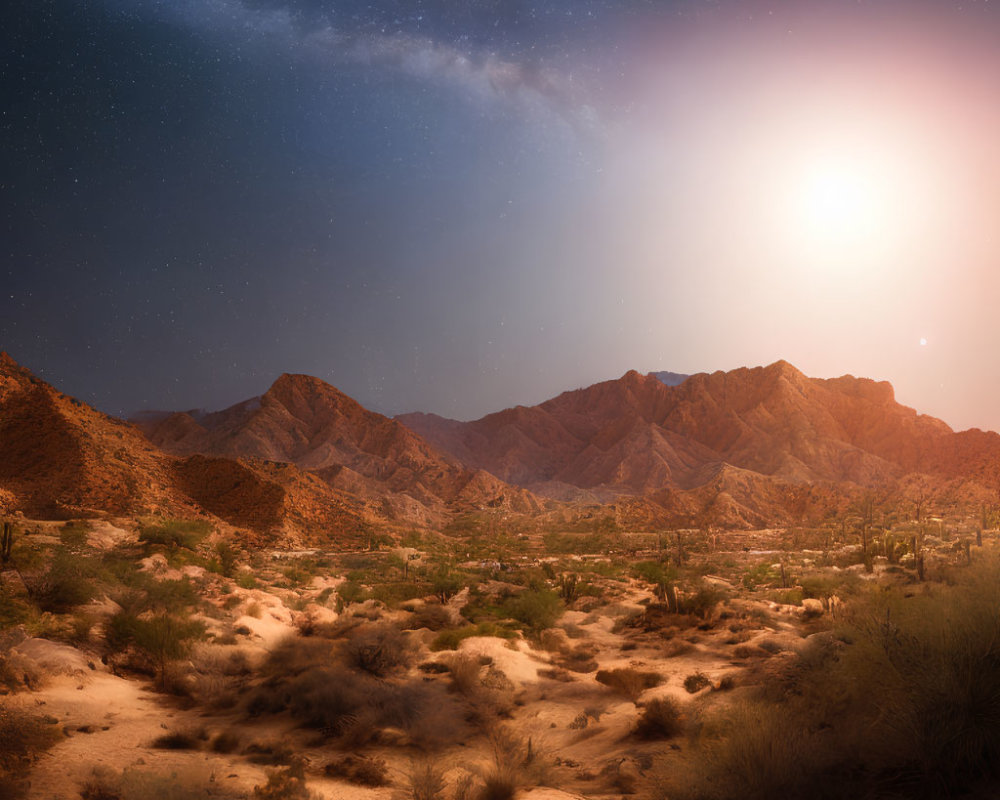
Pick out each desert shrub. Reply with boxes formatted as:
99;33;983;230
431;566;466;603
149;576;200;608
799;571;862;600
683;672;711;693
138;519;210;550
150;730;202;750
259;636;334;678
324;754;389;787
59;522;90;548
632;560;677;600
244;740;295;766
430;622;518;651
659;700;850;800
741;562;780;591
343;623;415;676
373;681;473;750
447;652;483;696
206;541;240;577
662;638;694;658
503;588;562;633
253;761;317;800
635;697;683;739
556;645;598;674
210;730;242;753
336;579;367;606
0;589;32;630
371;581;424;607
29;549;98;612
407;760;446;800
408;603;454;631
677;582;728;619
479;728;523;800
596;668;663;701
236;572;257;590
770;588;804;606
106;611;205;689
282;666;372;733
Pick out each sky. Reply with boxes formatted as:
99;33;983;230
4;0;1000;431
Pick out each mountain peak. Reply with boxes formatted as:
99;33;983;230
0;351;27;374
764;359;804;378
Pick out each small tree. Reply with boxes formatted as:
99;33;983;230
431;566;464;604
112;612;204;690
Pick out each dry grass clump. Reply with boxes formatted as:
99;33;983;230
209;729;242;753
683;672;711;694
253;761;319;800
406;760;447;800
634;697;684;739
343;622;415;676
244;739;295;765
187;643;251;709
447;652;482;695
554;643;599;673
324;754;389;786
150;729;203;750
407;603;454;631
476;726;551;800
595;667;663;701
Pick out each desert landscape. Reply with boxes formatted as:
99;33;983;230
8;0;1000;797
5;354;1000;799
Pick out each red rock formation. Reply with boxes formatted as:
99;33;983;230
399;360;1000;507
141;372;545;518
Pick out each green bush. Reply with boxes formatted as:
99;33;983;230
429;622;518;651
504;588;562;633
107;612;205;690
30;549;99;612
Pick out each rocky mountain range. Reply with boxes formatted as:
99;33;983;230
399;361;1000;525
3;352;999;536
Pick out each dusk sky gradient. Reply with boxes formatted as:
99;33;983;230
4;0;1000;431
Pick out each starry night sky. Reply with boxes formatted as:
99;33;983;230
5;1;1000;431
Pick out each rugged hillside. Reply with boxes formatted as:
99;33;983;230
399;360;999;502
0;352;181;518
137;372;544;517
0;354;370;541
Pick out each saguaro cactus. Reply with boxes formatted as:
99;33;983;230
0;521;13;564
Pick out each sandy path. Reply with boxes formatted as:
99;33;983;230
10;671;273;799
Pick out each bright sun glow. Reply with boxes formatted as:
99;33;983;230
798;160;885;242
